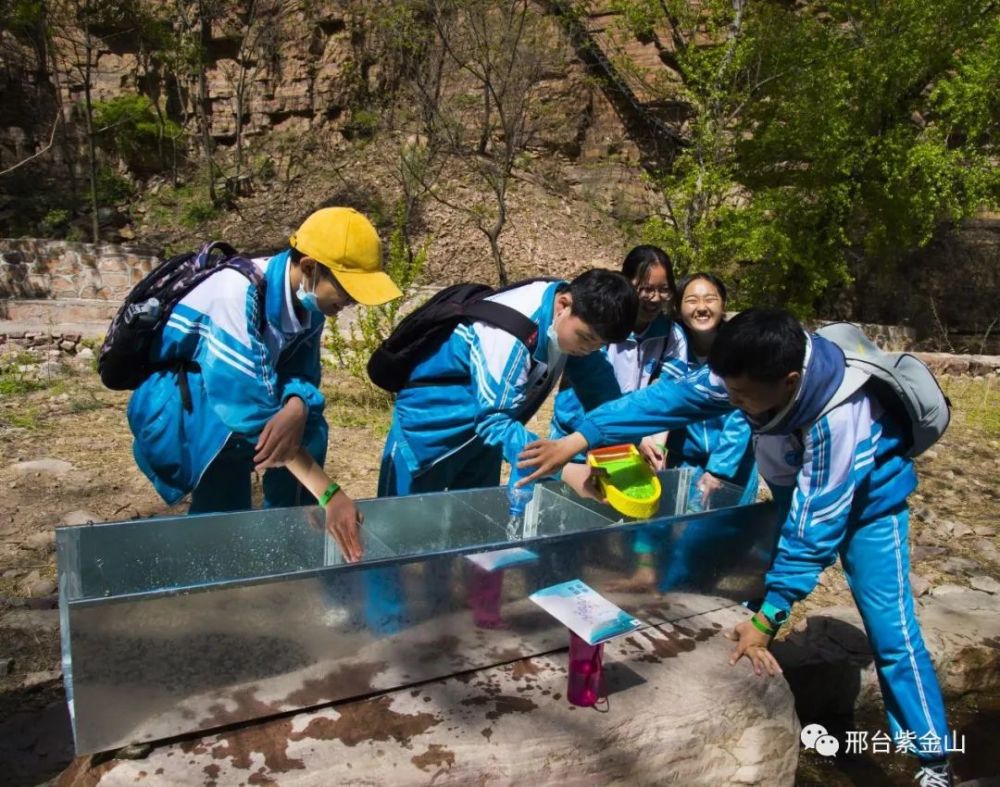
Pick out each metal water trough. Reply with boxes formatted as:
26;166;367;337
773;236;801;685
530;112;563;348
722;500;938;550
56;469;779;754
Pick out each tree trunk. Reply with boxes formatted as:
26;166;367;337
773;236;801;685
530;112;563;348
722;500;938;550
196;6;217;204
81;13;100;243
486;225;507;285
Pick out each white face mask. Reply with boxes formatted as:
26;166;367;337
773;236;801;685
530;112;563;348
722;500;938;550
547;309;564;357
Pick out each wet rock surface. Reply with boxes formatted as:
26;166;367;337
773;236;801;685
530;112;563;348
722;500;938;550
58;607;800;787
777;590;1000;784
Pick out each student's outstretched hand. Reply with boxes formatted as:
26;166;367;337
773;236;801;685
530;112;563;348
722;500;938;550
516;433;589;486
325;490;364;563
696;471;724;507
726;617;782;677
638;435;667;471
255;397;308;469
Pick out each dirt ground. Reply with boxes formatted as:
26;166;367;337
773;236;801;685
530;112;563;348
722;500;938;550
0;356;997;785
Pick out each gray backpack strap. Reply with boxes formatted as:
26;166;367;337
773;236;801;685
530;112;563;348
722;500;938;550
815;322;951;457
816;364;871;421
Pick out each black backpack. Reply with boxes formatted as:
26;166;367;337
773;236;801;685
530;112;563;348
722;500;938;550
98;241;266;404
367;279;559;393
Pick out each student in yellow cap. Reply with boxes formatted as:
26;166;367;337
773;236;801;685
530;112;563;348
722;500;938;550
127;207;401;561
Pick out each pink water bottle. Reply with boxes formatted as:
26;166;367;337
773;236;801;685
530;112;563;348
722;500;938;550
467;564;506;629
567;630;604;706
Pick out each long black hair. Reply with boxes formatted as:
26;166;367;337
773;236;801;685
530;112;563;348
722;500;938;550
621;245;677;301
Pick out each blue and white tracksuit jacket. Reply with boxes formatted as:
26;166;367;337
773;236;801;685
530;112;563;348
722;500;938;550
664;343;758;507
548;313;688;442
575;334;949;755
550;316;757;504
128;250;327;507
378;280;620;501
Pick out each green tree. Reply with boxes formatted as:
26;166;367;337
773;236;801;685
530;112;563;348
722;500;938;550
93;93;184;176
608;0;1000;313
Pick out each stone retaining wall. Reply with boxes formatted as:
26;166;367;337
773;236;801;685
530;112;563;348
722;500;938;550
0;329;89;357
0;239;159;302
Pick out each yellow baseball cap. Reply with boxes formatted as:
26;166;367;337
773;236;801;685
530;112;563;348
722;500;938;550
289;207;402;306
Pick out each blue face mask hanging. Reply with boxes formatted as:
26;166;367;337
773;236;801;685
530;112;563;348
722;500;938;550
296;267;325;316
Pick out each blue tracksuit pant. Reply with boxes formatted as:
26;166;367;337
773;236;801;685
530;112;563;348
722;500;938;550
841;507;949;757
377;423;503;498
188;421;327;513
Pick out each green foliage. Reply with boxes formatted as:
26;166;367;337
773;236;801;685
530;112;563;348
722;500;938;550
0;352;47;397
39;208;71;236
940;376;1000;439
326;206;428;406
611;0;1000;314
95;166;132;204
343;109;381;141
92;94;184;176
0;0;44;37
180;199;220;228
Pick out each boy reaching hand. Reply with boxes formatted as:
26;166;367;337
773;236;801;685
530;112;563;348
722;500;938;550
128;208;401;561
518;309;953;786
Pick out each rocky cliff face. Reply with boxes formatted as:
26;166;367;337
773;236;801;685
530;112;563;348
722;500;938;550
1;4;996;344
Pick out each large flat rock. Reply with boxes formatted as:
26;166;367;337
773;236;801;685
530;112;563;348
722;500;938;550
58;606;800;786
774;589;1000;718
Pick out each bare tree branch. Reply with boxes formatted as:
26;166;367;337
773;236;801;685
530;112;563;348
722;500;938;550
0;113;63;177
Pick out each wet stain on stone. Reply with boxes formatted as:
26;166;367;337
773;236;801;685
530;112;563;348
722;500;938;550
481;727;493;741
417;636;461;663
665;624;714;642
180;738;210;756
247;766;277;785
410;743;455;772
155;769;164;775
511;660;540;680
484;696;538;720
53;754;119;787
283;660;389;708
208;718;303;775
289;695;440;748
647;629;696;658
201;687;282;730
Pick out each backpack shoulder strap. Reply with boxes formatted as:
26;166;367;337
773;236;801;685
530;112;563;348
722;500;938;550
814;321;951;457
816;364;871;421
462;299;539;349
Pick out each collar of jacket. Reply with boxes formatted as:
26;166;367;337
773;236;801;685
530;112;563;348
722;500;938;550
630;313;675;343
531;281;565;363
